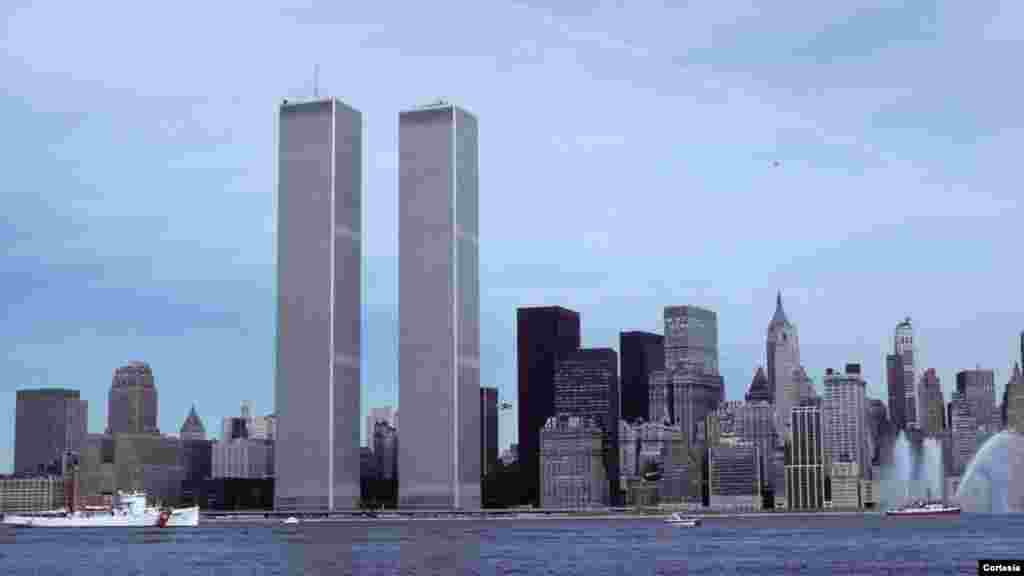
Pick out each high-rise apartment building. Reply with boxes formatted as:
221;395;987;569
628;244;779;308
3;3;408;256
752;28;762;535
823;364;868;478
786;403;826;509
766;293;801;439
274;97;362;511
107;362;158;435
956;368;997;434
553;348;620;505
398;102;480;509
950;390;977;475
619;331;664;423
14;389;88;475
480;387;498;477
516;306;581;507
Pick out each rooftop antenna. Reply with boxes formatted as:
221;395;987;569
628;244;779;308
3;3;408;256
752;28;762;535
313;64;320;98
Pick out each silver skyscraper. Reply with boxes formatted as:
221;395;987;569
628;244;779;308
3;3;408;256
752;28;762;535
274;97;362;511
398;102;480;509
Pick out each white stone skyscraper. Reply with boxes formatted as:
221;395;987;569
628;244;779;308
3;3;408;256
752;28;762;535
766;292;801;439
274;97;362;511
398;102;480;509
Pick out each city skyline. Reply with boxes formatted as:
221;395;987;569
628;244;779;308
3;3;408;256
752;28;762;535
3;2;1024;475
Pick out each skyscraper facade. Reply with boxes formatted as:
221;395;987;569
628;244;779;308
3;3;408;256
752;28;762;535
275;97;362;511
480;387;499;477
956;368;997;434
708;438;761;510
823;364;868;478
619;331;664;423
14;389;88;475
656;305;723;446
766;293;801;438
894;318;918;429
950;390;977;475
398;102;480;509
107;362;158;435
786;403;825;510
920;368;945;436
553;347;620;505
886;354;906;431
516;306;581;507
1005;364;1024;433
539;415;607;508
715;401;776;495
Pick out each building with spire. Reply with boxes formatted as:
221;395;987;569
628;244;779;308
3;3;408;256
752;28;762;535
887;318;918;430
766;292;801;439
180;406;206;441
107;362;159;436
745;367;772;404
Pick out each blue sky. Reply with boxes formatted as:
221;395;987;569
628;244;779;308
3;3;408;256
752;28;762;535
2;1;1022;473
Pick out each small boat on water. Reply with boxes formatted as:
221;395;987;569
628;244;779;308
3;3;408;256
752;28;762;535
283;517;300;525
886;500;961;517
1;491;199;528
666;512;701;527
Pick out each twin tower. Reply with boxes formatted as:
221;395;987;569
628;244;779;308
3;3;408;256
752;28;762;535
274;98;480;511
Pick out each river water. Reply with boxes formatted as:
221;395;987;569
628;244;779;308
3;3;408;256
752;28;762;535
3;514;1023;575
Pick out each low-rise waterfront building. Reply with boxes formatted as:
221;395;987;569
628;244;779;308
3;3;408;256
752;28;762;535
0;475;67;514
212;439;274;479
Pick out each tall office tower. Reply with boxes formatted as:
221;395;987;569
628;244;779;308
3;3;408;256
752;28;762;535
823;364;868;478
893;318;918;429
956;368;997;434
619;331;664;422
275;97;362;511
14;389;88;475
1005;364;1024;432
398;102;480;509
553;348;621;505
659;305;724;445
950;390;977;475
366;406;395;451
516;306;581;507
766;293;801;438
745;367;772;404
786;402;826;510
179;405;206;441
107;362;158;435
886;354;906;431
867;399;889;465
920;369;945;436
480;387;499;477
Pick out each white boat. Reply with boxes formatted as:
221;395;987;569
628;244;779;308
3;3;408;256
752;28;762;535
2;491;199;528
666;512;701;527
283;516;300;525
886;500;961;517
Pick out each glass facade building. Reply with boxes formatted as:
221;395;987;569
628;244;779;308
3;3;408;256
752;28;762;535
14;389;87;476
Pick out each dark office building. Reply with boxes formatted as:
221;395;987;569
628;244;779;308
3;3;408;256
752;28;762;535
14;389;87;475
886;354;905;431
107;362;159;435
553;347;620;505
481;387;499;477
517;306;581;507
956;368;997;433
184;478;274;510
619;331;664;423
